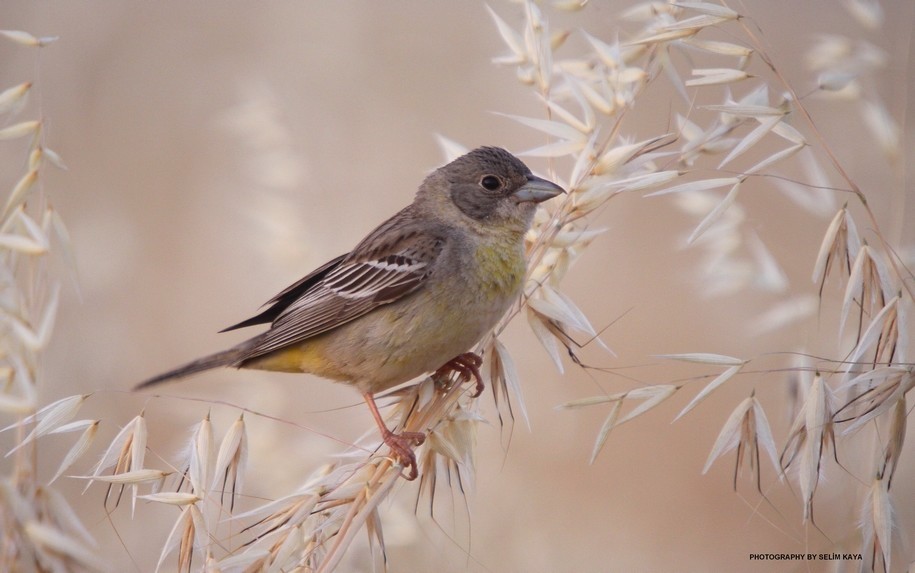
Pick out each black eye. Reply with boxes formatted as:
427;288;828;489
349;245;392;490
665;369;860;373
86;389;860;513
480;175;502;191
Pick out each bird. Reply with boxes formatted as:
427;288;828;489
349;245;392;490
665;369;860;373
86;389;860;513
137;146;564;479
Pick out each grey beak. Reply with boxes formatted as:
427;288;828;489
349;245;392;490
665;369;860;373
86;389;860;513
513;174;565;204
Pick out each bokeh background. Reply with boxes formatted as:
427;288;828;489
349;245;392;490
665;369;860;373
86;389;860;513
2;1;914;571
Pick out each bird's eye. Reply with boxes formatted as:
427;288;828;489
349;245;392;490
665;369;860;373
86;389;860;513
480;175;502;191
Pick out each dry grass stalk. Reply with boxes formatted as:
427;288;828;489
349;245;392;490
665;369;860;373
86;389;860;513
0;28;101;573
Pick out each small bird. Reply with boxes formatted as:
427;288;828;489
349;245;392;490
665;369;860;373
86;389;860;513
138;147;563;479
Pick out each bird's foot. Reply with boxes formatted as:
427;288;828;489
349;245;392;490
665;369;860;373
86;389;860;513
434;352;485;397
381;429;426;480
363;392;426;480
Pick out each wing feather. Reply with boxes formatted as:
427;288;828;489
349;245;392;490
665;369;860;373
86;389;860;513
236;206;446;362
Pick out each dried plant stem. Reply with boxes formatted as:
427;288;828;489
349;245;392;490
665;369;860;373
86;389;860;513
318;379;466;570
736;14;914;303
317;461;398;573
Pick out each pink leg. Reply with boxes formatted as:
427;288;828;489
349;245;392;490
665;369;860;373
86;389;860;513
363;392;426;480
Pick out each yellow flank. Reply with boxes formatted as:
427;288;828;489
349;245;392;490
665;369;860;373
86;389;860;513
245;338;336;376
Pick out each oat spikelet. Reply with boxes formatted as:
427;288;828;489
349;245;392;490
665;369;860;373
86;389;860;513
213;414;248;512
780;373;834;520
703;395;780;491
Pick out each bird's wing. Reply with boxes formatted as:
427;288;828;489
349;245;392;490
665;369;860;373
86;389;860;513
238;209;446;360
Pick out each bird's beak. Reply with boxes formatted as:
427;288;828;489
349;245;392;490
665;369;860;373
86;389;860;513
513;174;565;204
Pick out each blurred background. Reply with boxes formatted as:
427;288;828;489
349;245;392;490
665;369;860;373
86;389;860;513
1;1;913;571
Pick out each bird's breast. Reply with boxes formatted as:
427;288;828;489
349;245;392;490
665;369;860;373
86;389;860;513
468;236;526;300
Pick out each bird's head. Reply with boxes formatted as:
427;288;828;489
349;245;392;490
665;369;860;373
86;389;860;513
419;146;564;232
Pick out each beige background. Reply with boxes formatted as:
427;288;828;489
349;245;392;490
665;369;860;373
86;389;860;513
1;1;914;571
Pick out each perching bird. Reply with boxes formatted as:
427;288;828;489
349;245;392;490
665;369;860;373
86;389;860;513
137;146;563;479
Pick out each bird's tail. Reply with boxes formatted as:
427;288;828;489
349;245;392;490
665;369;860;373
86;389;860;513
136;340;258;390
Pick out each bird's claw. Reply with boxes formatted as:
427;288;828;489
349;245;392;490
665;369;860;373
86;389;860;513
381;429;426;480
435;352;485;397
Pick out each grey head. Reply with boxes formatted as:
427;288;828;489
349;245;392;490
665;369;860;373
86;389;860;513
420;146;564;225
